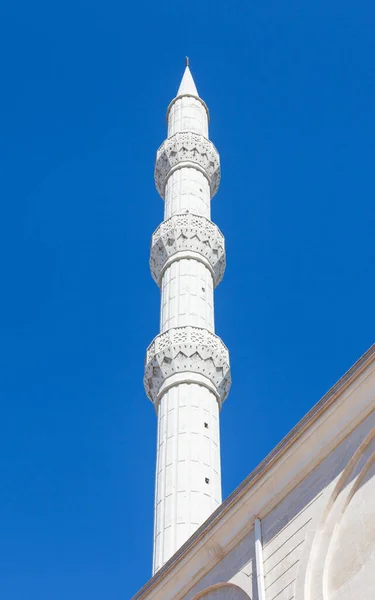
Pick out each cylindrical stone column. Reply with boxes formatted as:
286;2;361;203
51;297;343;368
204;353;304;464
144;64;231;574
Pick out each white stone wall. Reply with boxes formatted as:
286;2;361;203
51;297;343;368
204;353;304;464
259;478;327;600
153;382;221;573
165;88;211;221
186;528;257;600
304;410;375;600
168;96;209;138
164;168;211;219
160;259;215;333
250;408;375;600
327;456;375;600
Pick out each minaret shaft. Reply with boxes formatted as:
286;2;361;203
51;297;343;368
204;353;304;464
153;383;221;573
164;168;211;219
167;95;208;137
160;259;215;333
145;66;231;574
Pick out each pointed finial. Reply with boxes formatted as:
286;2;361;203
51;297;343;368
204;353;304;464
177;61;199;97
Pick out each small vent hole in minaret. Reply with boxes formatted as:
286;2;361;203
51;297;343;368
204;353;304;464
205;477;210;484
202;287;205;292
204;422;209;429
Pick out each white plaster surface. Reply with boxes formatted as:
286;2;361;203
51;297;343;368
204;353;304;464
164;167;212;219
186;528;257;600
303;412;375;600
328;459;375;600
160;259;214;332
153;382;221;573
168;96;208;138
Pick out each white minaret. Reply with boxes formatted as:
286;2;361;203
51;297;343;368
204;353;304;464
144;61;231;574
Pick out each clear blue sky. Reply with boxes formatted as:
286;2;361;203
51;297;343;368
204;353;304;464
0;0;374;598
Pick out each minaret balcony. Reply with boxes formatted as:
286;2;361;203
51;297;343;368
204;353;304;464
154;132;220;199
150;212;226;287
144;326;231;406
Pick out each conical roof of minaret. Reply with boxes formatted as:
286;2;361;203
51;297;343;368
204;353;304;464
177;64;199;97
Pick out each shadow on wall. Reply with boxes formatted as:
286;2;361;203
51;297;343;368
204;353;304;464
303;424;375;600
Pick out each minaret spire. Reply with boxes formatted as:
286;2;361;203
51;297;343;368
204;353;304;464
177;62;199;98
145;66;231;573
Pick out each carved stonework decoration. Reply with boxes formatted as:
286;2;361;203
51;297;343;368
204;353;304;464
154;132;220;198
144;326;231;405
150;212;226;287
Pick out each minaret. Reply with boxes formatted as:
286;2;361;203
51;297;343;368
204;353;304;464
144;61;231;574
